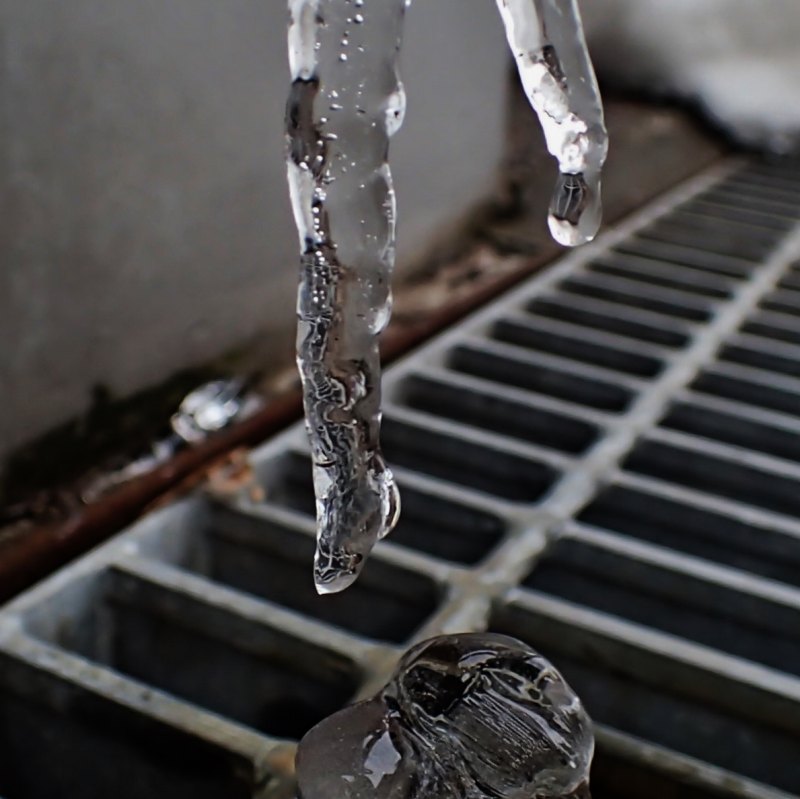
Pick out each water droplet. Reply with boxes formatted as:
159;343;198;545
548;170;602;246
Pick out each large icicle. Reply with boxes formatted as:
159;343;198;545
286;0;407;594
495;0;608;246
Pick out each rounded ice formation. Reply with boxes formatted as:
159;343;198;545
296;633;594;799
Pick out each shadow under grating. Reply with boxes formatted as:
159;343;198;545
741;315;800;347
692;367;800;419
720;340;800;379
397;373;600;455
681;198;795;232
636;220;776;262
381;416;560;502
614;236;761;275
0;664;260;799
491;317;665;377
661;400;800;464
623;438;800;519
22;568;360;741
578;483;800;587
761;289;800;317
587;258;735;299
525;295;692;348
522;533;800;675
3;158;800;799
448;344;637;412
649;210;785;252
558;274;714;321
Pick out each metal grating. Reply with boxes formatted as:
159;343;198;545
3;158;800;799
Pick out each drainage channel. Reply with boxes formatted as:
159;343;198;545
3;158;800;799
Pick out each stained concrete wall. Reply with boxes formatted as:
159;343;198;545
0;0;509;459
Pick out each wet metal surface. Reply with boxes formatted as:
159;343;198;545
2;159;800;798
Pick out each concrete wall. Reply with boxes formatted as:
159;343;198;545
0;0;509;459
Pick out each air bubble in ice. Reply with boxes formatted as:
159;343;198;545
297;633;594;799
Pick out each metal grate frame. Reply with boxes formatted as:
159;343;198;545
2;159;800;799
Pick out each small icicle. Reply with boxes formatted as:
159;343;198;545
285;0;407;594
495;0;608;246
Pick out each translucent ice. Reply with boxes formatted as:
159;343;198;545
286;0;607;595
297;633;594;799
494;0;608;246
285;0;407;594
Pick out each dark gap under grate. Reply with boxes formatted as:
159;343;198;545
661;401;800;464
720;341;800;379
658;209;786;248
636;222;773;262
741;315;800;347
525;296;691;348
381;416;559;502
623;439;800;518
587;259;734;299
27;569;360;741
0;670;257;799
679;198;796;231
447;345;636;413
778;273;800;293
578;483;800;587
522;535;800;675
699;188;800;220
692;368;800;419
612;236;757;276
720;177;800;205
558;276;714;322
605;246;750;281
491;317;665;377
761;289;800;316
397;373;600;455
